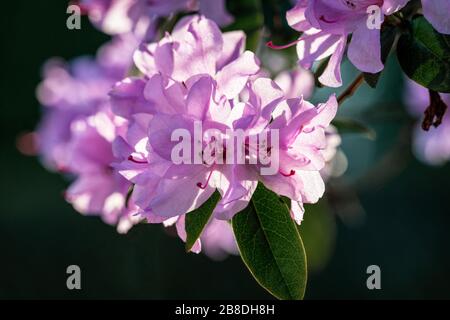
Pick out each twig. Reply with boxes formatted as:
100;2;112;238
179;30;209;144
337;74;365;106
422;90;448;131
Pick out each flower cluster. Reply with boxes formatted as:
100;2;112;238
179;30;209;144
110;15;338;239
36;35;141;232
79;0;233;38
35;10;340;258
280;0;450;87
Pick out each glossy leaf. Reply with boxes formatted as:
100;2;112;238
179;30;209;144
232;184;307;300
185;191;221;252
397;16;450;93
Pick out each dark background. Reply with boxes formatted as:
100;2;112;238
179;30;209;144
1;1;449;299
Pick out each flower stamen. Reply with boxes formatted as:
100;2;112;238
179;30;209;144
128;155;148;164
266;40;300;50
197;169;214;189
280;169;296;177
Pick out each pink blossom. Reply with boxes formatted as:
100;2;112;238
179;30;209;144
36;36;140;230
274;67;344;223
174;215;238;259
112;75;337;222
36;36;136;169
79;0;233;37
282;0;409;87
320;125;346;180
274;67;315;99
63;109;140;227
110;16;338;229
132;15;258;97
111;16;257;122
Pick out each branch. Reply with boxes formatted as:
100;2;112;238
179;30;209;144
338;74;365;106
422;90;448;131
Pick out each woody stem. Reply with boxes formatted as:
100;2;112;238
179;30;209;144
338;73;365;106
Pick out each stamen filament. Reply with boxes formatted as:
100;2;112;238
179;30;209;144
280;169;296;177
128;155;147;164
266;40;300;50
197;169;214;189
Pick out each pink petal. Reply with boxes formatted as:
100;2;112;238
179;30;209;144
148;114;193;161
290;200;305;225
422;0;450;34
296;31;343;69
216;51;260;99
318;36;346;87
199;0;234;26
149;170;215;217
217;31;246;70
186;76;214;120
348;23;384;73
110;77;154;119
286;0;312;32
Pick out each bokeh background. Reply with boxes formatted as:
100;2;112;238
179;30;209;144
1;0;450;299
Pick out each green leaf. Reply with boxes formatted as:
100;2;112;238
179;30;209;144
397;16;450;93
185;191;221;252
364;25;398;88
232;184;307;300
261;0;296;35
332;118;377;140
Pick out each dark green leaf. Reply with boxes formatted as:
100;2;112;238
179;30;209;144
232;184;307;300
364;24;398;88
332;118;377;140
185;191;221;252
261;0;297;36
397;16;450;93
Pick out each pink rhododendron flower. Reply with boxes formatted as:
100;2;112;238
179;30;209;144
320;125;347;180
274;67;345;223
63;109;141;228
113;75;337;223
173;215;238;259
405;80;450;165
79;0;233;37
274;67;315;100
198;219;238;260
36;36;140;231
36;36;136;170
131;15;258;98
111;16;338;230
282;0;409;87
